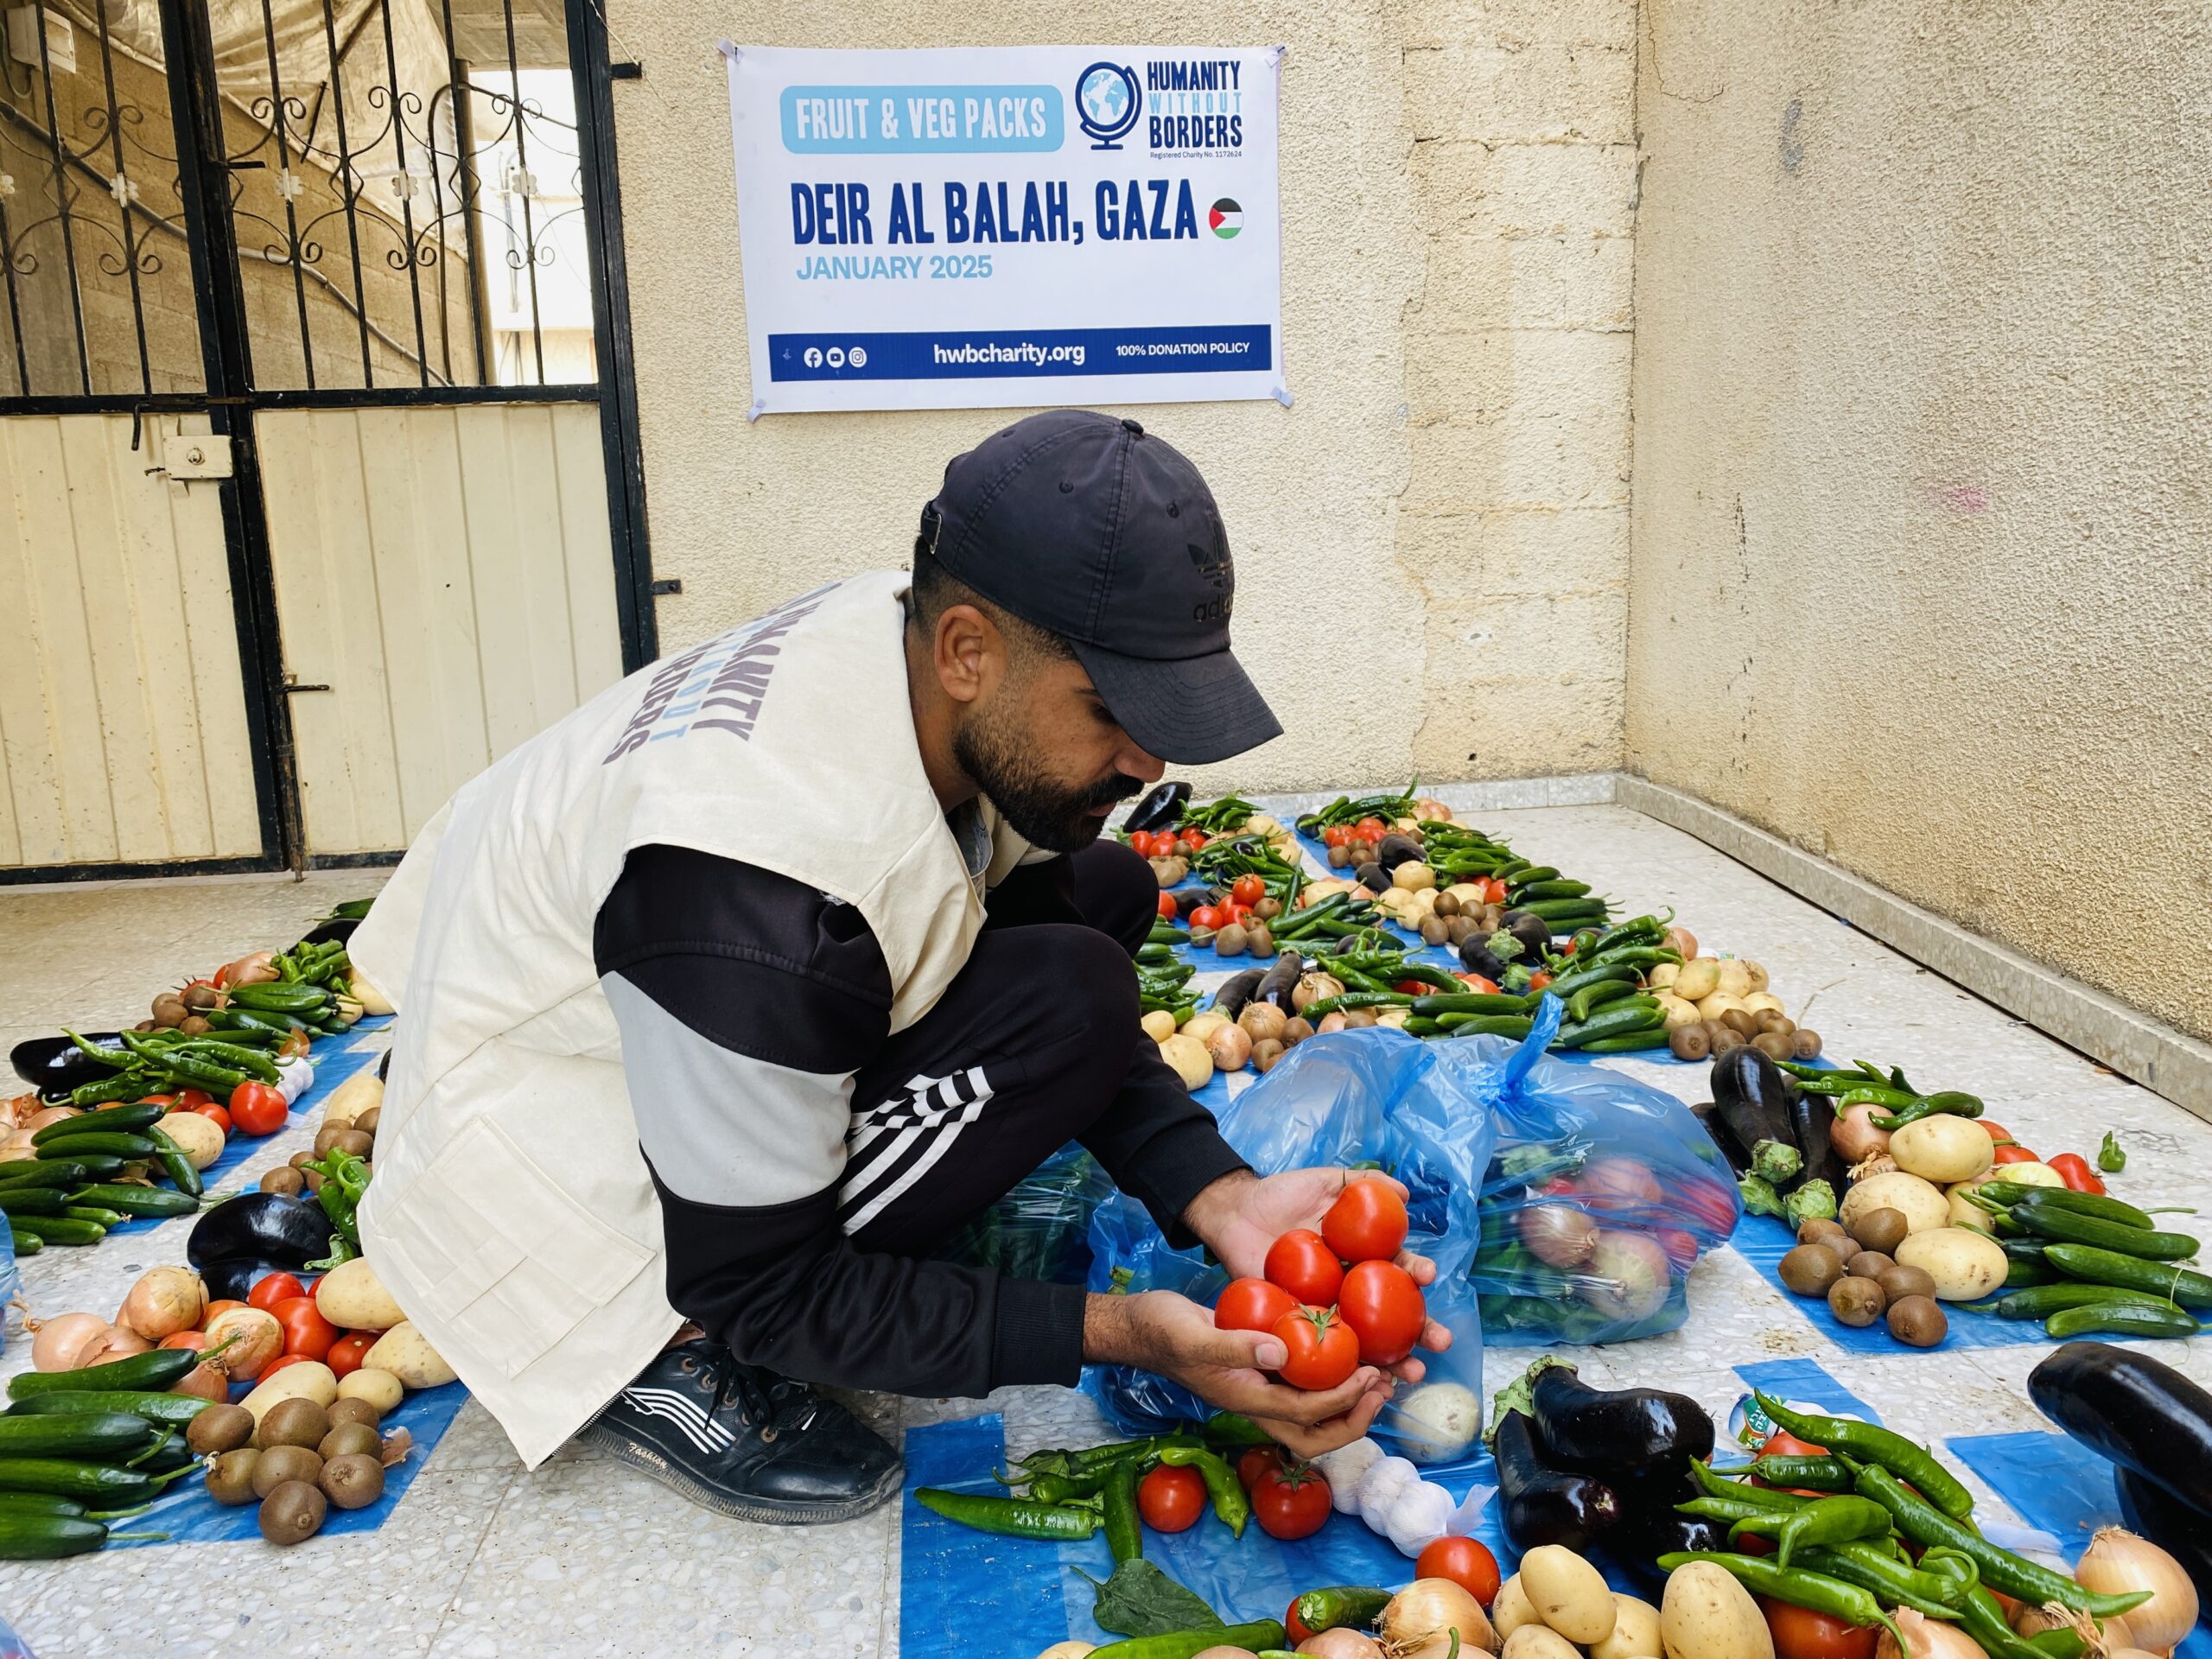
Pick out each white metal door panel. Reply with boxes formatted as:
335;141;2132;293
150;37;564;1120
0;415;262;868
257;404;623;856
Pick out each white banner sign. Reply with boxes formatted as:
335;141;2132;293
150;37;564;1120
723;43;1286;416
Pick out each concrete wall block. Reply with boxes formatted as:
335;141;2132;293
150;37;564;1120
1402;41;1635;145
1427;590;1627;682
1404;327;1633;425
1419;232;1633;329
1410;140;1639;238
1399;505;1629;601
1413;668;1627;779
1407;403;1631;511
1401;0;1638;50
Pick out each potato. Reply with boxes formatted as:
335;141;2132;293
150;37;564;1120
1655;993;1701;1030
362;1323;456;1389
1503;1629;1581;1659
336;1368;404;1414
1138;1009;1176;1042
1696;992;1746;1021
1522;1544;1617;1644
315;1257;406;1333
1592;1595;1664;1659
1647;961;1680;990
1890;1116;1994;1184
1492;1574;1541;1639
1946;1188;1994;1233
1838;1171;1949;1236
1715;959;1752;999
154;1111;226;1170
1673;959;1721;1001
319;1070;383;1129
1740;992;1783;1015
352;975;396;1017
1985;1159;2065;1189
1894;1227;2008;1301
1158;1033;1213;1092
1181;1013;1230;1045
1662;1559;1774;1659
1391;861;1436;892
238;1361;338;1424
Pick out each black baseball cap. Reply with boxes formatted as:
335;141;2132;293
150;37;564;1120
918;410;1281;766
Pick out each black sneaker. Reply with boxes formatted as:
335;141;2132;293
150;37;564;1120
580;1339;903;1524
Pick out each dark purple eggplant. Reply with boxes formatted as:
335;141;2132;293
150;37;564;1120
1375;834;1423;872
1256;950;1304;1014
1605;1510;1731;1589
1491;1407;1622;1553
1499;910;1554;958
1711;1047;1798;1184
1530;1359;1714;1481
1692;1102;1753;1177
1785;1088;1842;1193
187;1192;331;1274
1123;782;1190;835
2113;1465;2212;1605
1211;969;1266;1020
2028;1342;2212;1515
10;1033;125;1097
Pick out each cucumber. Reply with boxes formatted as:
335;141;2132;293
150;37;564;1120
29;1103;164;1145
4;1391;212;1427
0;1457;180;1504
0;1492;86;1517
143;1127;202;1200
0;1161;90;1190
2045;1302;2203;1340
65;1184;198;1218
226;983;332;1014
61;1207;124;1227
0;1189;67;1216
0;1514;112;1559
1990;1283;2182;1320
0;1414;160;1460
10;1345;209;1400
6;1232;37;1255
2043;1243;2212;1309
2016;1203;2199;1261
8;1217;104;1246
34;1133;156;1160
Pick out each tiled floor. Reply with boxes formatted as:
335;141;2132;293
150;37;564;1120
3;804;2206;1657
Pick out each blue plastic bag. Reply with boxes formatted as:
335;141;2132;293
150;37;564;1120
936;1143;1112;1286
1471;997;1742;1345
1084;1028;1497;1464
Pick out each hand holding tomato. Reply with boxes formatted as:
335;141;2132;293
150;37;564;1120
1262;1230;1343;1306
1270;1306;1358;1391
1337;1260;1426;1365
1322;1177;1408;1262
1215;1276;1298;1334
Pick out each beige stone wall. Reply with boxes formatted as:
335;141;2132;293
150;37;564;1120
1626;0;2212;1041
607;0;1638;793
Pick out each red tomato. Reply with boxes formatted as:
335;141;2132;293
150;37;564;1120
192;1103;232;1135
1221;901;1253;923
1156;891;1178;919
1761;1430;1827;1458
1737;1532;1777;1556
229;1080;288;1135
1338;1259;1426;1365
1455;973;1500;995
1979;1120;2018;1146
1394;979;1427;995
1270;1305;1359;1391
1484;878;1510;905
134;1093;176;1109
174;1088;214;1110
1230;874;1267;907
2047;1154;2106;1195
1126;830;1156;857
1415;1536;1502;1606
1137;1464;1206;1532
199;1299;245;1332
1262;1230;1344;1306
1676;1174;1742;1236
258;1353;315;1380
273;1295;338;1361
1189;906;1224;931
1355;817;1389;842
1656;1227;1700;1270
1250;1462;1331;1541
1760;1597;1878;1659
1991;1143;2044;1165
1236;1445;1284;1492
247;1273;308;1313
1216;1276;1300;1334
1322;825;1354;849
1322;1179;1409;1264
159;1331;207;1352
1181;830;1209;851
1286;1598;1317;1645
1528;971;1554;991
327;1332;376;1378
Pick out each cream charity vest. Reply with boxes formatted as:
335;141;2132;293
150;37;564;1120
349;572;1035;1466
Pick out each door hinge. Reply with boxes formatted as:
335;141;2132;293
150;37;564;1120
283;677;332;694
651;577;682;595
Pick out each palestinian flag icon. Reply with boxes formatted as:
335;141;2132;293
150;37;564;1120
1209;198;1243;238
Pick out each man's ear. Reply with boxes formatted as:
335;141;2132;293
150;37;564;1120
933;602;1002;706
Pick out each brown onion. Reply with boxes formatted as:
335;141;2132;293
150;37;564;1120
118;1267;205;1341
23;1106;82;1134
1579;1230;1671;1322
1378;1579;1497;1659
1874;1606;1990;1659
29;1312;110;1372
2073;1528;2196;1652
1578;1157;1665;1211
1833;1103;1893;1165
202;1306;283;1381
77;1326;153;1367
1517;1203;1599;1268
1296;1630;1384;1657
172;1359;231;1402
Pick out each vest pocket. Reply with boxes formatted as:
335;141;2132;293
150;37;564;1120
375;1116;655;1378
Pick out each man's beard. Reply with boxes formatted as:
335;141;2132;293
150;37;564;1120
954;707;1142;854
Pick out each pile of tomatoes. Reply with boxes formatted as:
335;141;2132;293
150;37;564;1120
1166;872;1275;933
142;1078;291;1141
1126;827;1211;861
163;1270;380;1382
1215;1178;1427;1391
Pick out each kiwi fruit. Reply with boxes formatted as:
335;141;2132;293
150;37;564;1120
251;1444;323;1497
319;1452;385;1510
1779;1244;1845;1297
259;1479;327;1545
1752;1032;1795;1062
257;1397;331;1452
353;1106;380;1135
259;1166;306;1196
313;1123;351;1155
319;1421;381;1462
326;1396;382;1431
1850;1206;1910;1255
1846;1250;1897;1281
1797;1217;1848;1248
1721;1007;1761;1038
1792;1028;1824;1059
187;1403;256;1457
1757;1012;1796;1037
206;1448;261;1506
1878;1264;1939;1304
1669;1024;1712;1061
1828;1276;1887;1327
289;1148;319;1170
1710;1026;1747;1055
1886;1294;1948;1348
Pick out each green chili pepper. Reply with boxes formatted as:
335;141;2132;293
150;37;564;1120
1754;1394;1975;1521
1853;1464;2148;1618
1870;1091;1986;1129
1655;1553;1904;1651
1103;1459;1143;1563
1793;1543;1971;1621
1688;1459;1815;1510
1290;1587;1391;1636
1200;1414;1274;1449
1025;1469;1110;1506
1749;1454;1861;1492
913;1488;1098;1541
2097;1131;2126;1173
1728;1496;1893;1569
1156;1446;1248;1539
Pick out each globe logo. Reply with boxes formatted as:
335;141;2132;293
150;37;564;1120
1075;61;1140;150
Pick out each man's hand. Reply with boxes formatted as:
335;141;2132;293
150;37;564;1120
1084;1290;1392;1460
1182;1167;1452;1383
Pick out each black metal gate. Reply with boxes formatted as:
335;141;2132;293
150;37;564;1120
0;0;651;880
